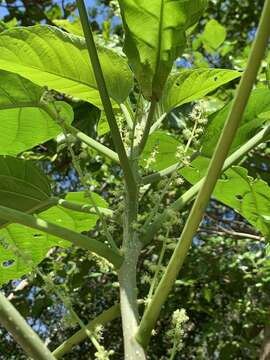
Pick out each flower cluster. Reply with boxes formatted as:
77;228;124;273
167;308;189;358
175;144;190;166
95;346;115;360
180;101;209;158
189;101;207;124
144;143;159;170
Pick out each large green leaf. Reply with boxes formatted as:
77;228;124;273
202;88;270;157
0;156;51;227
181;160;270;239
0;70;73;155
0;25;133;107
161;68;240;113
119;0;207;99
0;191;108;285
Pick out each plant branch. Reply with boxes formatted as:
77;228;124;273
118;167;146;358
141;151;200;184
52;304;120;358
138;99;157;154
54;197;113;217
76;0;136;194
142;123;270;246
137;0;270;346
0;293;56;360
198;227;263;241
67;124;120;163
41;103;120;163
0;205;123;268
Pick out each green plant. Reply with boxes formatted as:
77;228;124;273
0;0;270;359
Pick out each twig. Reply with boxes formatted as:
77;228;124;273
198;227;263;241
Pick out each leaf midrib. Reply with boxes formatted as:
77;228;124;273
153;0;164;93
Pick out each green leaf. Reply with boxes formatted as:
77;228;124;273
267;56;270;89
141;131;180;171
98;114;110;136
0;25;133;107
181;161;270;239
0;70;73;155
0;224;62;286
0;191;107;285
0;18;17;32
53;18;83;36
201;19;227;50
0;156;51;228
214;167;270;240
202;88;270;157
119;0;207;99
161;68;240;113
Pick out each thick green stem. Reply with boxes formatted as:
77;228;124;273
0;293;56;360
137;0;270;347
52;304;120;358
143;123;270;246
118;246;146;359
0;205;122;268
118;162;146;359
76;0;136;195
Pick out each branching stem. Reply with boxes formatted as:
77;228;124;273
142;123;270;246
137;0;270;347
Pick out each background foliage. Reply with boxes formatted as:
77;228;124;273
0;1;269;359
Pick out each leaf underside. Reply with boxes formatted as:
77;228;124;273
0;25;133;108
0;70;73;155
119;0;208;99
0;156;52;228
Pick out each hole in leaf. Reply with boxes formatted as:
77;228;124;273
176;82;180;87
2;259;15;267
214;76;218;81
33;234;42;238
235;194;243;201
